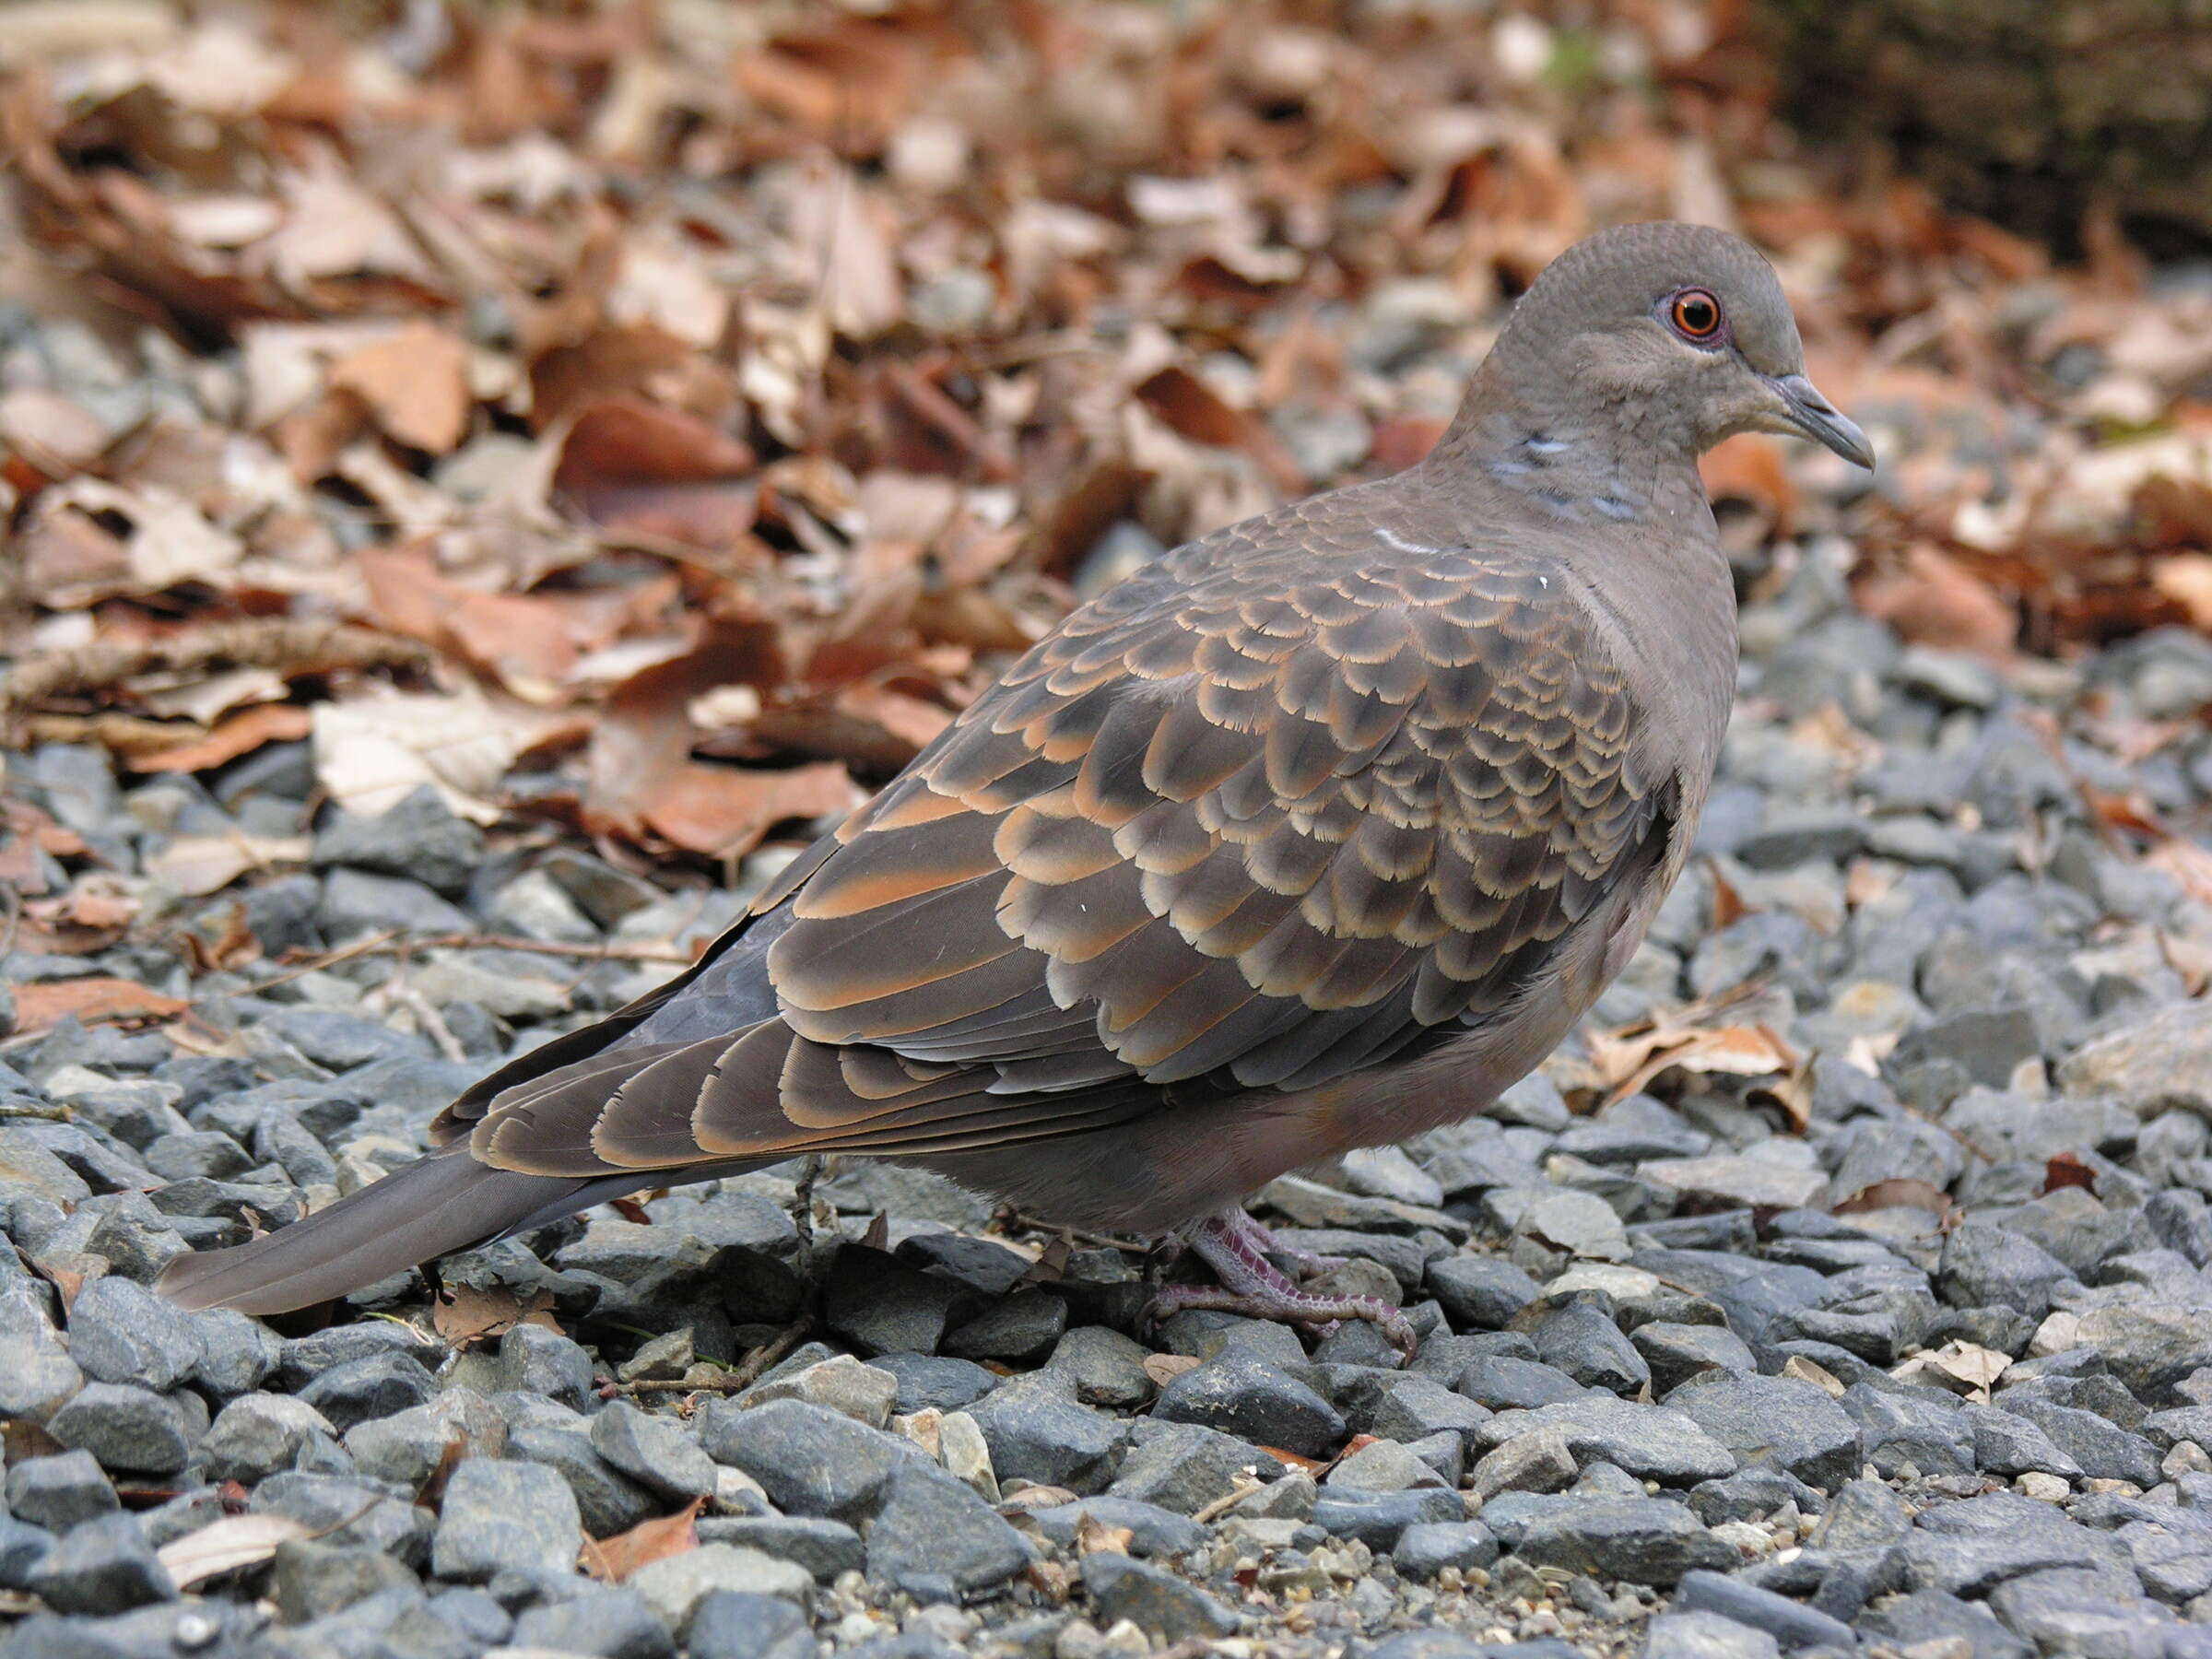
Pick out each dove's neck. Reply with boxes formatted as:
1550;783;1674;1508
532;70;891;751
1429;348;1712;529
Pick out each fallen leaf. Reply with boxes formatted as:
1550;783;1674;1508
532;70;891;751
158;1513;310;1590
1141;1354;1200;1388
2042;1152;2097;1194
327;322;473;454
432;1285;560;1349
1781;1355;1846;1397
1832;1178;1954;1218
126;704;313;773
582;1498;704;1582
1893;1340;2010;1402
313;688;565;823
14;979;189;1036
1073;1513;1132;1556
1699;432;1796;534
145;833;310;898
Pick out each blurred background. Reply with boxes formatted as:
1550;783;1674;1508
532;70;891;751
3;0;2212;993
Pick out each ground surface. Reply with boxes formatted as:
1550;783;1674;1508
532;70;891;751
9;532;2212;1659
10;5;2212;1659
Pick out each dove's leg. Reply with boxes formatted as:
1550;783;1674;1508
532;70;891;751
1145;1206;1417;1359
1221;1208;1347;1275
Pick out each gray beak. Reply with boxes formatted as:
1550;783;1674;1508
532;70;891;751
1767;373;1875;470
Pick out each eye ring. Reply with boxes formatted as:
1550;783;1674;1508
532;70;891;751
1669;288;1724;341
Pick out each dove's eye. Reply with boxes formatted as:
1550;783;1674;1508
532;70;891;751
1669;289;1724;341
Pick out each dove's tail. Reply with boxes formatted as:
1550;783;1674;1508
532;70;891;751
152;1148;631;1315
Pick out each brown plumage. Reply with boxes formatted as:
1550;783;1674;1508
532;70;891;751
158;222;1872;1326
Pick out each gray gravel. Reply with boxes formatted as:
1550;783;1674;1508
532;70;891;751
12;453;2212;1653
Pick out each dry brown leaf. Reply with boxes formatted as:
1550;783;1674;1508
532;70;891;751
1855;545;2017;663
14;978;188;1036
433;1284;560;1348
2042;1152;2097;1194
157;1513;310;1590
1141;1354;1201;1388
145;832;310;898
327;322;473;454
1699;433;1796;533
1832;1178;1954;1218
582;1497;707;1582
126;704;312;773
1073;1513;1133;1556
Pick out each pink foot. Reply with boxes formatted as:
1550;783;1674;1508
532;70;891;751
1144;1206;1418;1361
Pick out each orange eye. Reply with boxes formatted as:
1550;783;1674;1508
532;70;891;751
1670;288;1723;340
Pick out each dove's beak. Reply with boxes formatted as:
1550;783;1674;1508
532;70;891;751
1767;373;1875;470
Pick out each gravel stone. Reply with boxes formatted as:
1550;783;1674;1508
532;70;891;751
865;1462;1031;1594
47;1382;204;1475
1665;1373;1863;1491
684;1591;812;1659
967;1371;1129;1496
430;1458;582;1581
1152;1351;1345;1457
1476;1398;1738;1484
698;1516;864;1581
1641;1610;1780;1659
25;1513;173;1615
6;1452;118;1532
697;1399;917;1520
1080;1551;1238;1641
590;1400;720;1501
511;1585;676;1659
63;1276;201;1391
1511;1496;1735;1585
630;1544;812;1629
1392;1521;1500;1580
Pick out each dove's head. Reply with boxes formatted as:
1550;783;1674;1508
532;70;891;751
1452;220;1874;476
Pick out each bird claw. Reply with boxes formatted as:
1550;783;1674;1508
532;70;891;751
1141;1206;1420;1364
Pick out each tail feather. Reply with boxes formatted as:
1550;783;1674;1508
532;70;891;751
153;1149;610;1315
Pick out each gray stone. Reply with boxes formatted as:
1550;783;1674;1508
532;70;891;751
48;1381;203;1475
1512;1497;1735;1586
1940;1222;2081;1319
1996;1395;2163;1487
821;1246;971;1357
967;1371;1128;1496
865;1462;1031;1594
1042;1326;1153;1409
697;1516;863;1582
1858;1587;2030;1659
629;1544;811;1628
64;1276;202;1391
430;1458;582;1581
271;1536;419;1622
1457;1355;1589;1411
25;1512;173;1614
871;1352;1001;1415
6;1451;117;1532
1962;1402;2087;1479
697;1398;916;1520
2058;1000;2212;1115
511;1585;675;1659
1109;1420;1281;1514
1308;1487;1465;1550
1024;1499;1208;1559
942;1288;1068;1364
1641;1610;1780;1659
1665;1373;1862;1491
1672;1569;1855;1651
200;1393;348;1484
1392;1521;1499;1580
1633;1322;1758;1394
1428;1256;1543;1330
1840;1381;1974;1478
297;1350;438;1433
1529;1300;1650;1394
313;786;485;894
250;1472;432;1563
1476;1397;1737;1485
589;1400;719;1502
685;1591;811;1659
1153;1351;1345;1458
1080;1551;1238;1641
